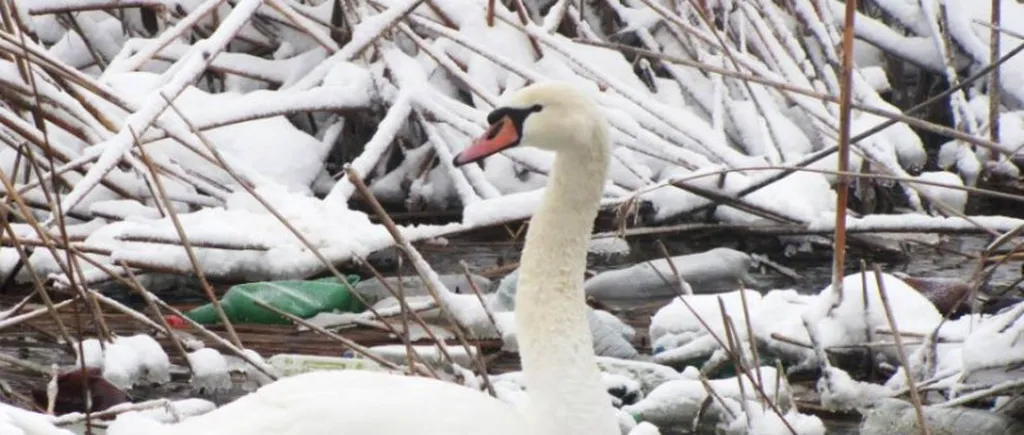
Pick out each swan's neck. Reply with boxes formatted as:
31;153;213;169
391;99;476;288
515;136;618;435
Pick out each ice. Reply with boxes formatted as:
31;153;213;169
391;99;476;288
187;348;231;393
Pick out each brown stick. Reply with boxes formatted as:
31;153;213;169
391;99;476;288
872;266;931;435
131;128;243;349
831;0;858;294
345;165;497;397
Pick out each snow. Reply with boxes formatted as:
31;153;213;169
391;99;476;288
0;402;72;435
585;248;755;301
102;339;144;390
72;334;171;389
960;304;1024;385
65;185;465;281
118;334;172;384
807;213;1024;233
628;422;661;435
97;69;369;194
750;289;820;365
722;403;826;435
59;0;266;216
649;271;947;369
817;366;891;411
186;348;231;392
912;171;968;215
596;357;682;395
329;92;412;201
90;199;164;220
8;1;1024;431
105;398;217;434
369;344;479;367
588;236;631;257
8;0;1022;292
802;272;942;364
650;169;836;225
45;13;126;69
622;366;790;431
649;290;763;347
76;338;105;368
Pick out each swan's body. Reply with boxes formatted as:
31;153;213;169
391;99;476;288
109;371;529;435
103;82;620;435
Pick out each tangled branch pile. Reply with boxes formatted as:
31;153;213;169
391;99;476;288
2;0;1024;284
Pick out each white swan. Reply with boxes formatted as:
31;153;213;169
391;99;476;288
103;82;621;435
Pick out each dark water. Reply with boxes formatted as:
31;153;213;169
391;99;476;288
3;235;1019;434
416;234;1020;435
420;234;1020;293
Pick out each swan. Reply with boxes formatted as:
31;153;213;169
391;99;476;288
101;81;621;435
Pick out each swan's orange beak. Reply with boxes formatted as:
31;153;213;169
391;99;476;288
453;116;521;166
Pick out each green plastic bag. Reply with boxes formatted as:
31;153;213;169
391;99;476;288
185;275;364;325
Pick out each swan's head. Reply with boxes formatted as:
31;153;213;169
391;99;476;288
453;82;606;166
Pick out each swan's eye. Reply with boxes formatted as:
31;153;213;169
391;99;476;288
486;105;544;125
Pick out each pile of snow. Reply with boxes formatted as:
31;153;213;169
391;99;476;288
622;366;822;434
29;185;465;283
650;272;944;369
186;348;232;393
912;171;968;215
0;402;72;435
105;398;217;435
76;335;171;389
585;248;756;301
648;289;762;365
8;0;1024;292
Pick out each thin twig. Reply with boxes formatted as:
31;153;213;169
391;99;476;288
345;165;497;397
873;265;931;435
131;127;243;349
